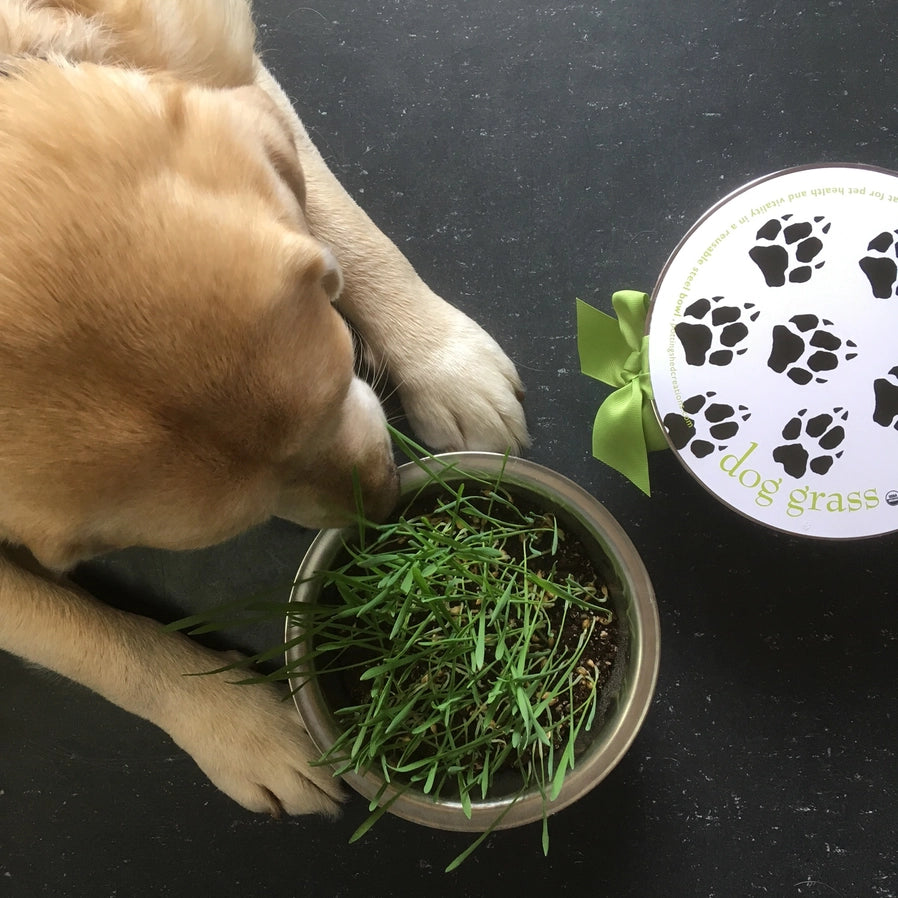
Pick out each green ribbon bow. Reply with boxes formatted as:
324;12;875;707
576;290;668;496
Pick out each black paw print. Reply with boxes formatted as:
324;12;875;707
663;392;751;459
767;314;858;385
873;366;898;430
859;230;898;299
749;215;830;287
772;408;848;478
674;296;759;366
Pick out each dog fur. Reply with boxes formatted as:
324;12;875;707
0;0;528;817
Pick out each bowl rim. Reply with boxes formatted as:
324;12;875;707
286;452;660;831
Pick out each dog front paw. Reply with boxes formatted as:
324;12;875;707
164;666;344;817
397;308;530;453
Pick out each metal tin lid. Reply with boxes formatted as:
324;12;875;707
648;164;898;538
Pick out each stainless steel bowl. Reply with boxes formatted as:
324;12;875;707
287;453;660;832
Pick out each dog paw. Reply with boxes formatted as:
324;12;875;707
396;307;530;453
674;296;758;366
163;660;344;817
767;314;858;385
772;407;848;477
749;214;829;286
873;365;898;429
859;230;898;298
662;391;751;458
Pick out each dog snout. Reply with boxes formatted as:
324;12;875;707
359;455;400;523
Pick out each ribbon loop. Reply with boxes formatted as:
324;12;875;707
576;291;668;496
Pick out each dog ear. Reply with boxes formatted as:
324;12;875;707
285;235;343;303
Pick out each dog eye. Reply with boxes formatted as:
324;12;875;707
265;140;306;209
320;247;343;301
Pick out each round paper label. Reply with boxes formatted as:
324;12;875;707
648;164;898;538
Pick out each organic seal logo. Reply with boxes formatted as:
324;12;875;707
886;490;898;507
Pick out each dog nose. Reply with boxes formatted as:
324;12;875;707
361;458;400;523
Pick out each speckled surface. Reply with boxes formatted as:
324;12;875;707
3;2;897;896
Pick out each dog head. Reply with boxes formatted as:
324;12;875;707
0;61;399;569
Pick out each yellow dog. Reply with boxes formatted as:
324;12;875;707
0;0;527;817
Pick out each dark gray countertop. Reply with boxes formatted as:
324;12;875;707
3;2;897;895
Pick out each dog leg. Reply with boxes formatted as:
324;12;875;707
0;552;343;817
253;63;530;454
